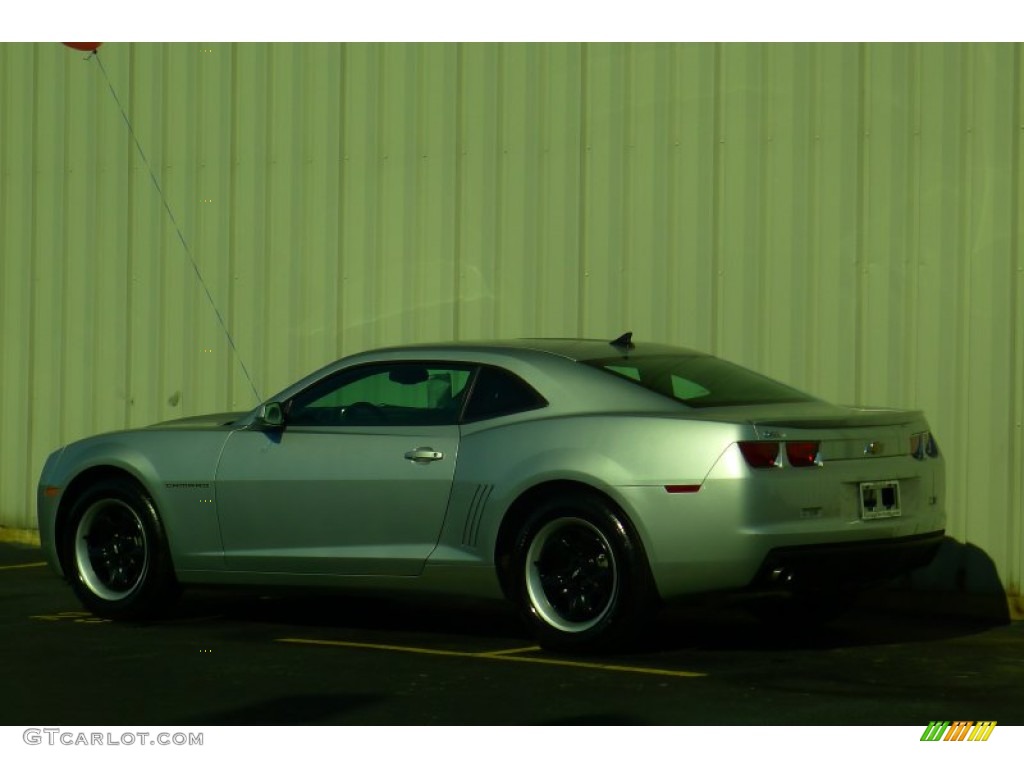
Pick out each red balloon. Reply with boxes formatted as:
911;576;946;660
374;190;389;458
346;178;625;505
62;43;103;52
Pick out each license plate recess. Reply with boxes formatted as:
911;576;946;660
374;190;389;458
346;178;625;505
859;480;901;520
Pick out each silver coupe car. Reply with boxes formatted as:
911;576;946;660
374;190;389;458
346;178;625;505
38;334;946;650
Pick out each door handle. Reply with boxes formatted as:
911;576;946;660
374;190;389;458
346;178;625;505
404;447;444;463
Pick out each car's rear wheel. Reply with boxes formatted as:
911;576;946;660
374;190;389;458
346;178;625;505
512;491;655;652
62;478;178;619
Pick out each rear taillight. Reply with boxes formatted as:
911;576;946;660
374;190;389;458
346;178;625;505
738;441;782;468
786;441;822;467
740;440;822;469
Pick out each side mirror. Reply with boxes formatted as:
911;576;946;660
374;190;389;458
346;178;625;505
254;402;285;429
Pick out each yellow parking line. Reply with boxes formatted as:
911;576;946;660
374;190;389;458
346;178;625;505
479;645;542;657
277;637;706;679
280;637;485;660
475;653;706;678
0;561;46;571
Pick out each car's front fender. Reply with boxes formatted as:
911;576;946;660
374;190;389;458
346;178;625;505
39;429;234;575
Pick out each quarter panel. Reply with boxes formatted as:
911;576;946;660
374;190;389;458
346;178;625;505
434;414;744;567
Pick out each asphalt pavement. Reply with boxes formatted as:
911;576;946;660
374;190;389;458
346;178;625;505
2;540;1022;726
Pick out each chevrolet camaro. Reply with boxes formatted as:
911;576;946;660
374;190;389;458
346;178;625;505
37;334;945;650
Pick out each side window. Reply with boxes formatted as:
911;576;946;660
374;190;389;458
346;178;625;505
605;364;641;381
463;366;546;422
670;375;710;401
287;363;473;427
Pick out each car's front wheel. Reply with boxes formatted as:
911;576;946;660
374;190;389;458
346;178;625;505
62;477;179;619
512;492;655;652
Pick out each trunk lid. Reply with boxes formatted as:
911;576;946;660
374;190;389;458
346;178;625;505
683;401;928;460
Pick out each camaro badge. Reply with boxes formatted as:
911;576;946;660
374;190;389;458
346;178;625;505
864;441;884;456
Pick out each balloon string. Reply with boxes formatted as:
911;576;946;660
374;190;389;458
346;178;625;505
90;51;263;405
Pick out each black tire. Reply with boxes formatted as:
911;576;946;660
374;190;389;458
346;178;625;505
61;477;179;620
512;491;656;652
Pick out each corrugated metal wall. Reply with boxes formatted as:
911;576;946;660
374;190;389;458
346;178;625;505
1;43;1021;600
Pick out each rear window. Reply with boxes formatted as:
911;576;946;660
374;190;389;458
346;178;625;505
583;354;816;408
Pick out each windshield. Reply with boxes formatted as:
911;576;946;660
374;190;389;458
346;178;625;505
582;354;817;408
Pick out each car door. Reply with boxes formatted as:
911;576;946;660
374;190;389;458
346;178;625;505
214;362;473;576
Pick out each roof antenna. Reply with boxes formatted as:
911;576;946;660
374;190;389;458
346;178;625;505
610;331;634;350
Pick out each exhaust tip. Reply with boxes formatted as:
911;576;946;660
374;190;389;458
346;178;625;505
771;567;796;586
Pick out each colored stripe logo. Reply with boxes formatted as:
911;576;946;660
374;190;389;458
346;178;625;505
920;721;996;741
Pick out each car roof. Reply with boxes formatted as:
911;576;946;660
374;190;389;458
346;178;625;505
370;336;708;363
263;335;709;410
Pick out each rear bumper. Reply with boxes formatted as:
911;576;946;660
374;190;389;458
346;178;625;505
748;531;945;592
